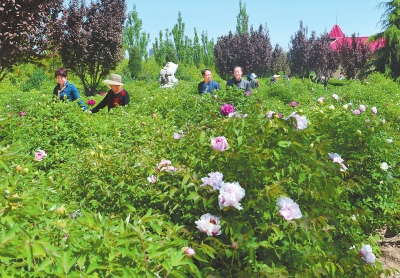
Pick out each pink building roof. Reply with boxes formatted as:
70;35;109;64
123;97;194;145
329;24;385;52
329;24;345;38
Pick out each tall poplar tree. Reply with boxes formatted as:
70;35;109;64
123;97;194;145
236;0;249;35
123;4;150;61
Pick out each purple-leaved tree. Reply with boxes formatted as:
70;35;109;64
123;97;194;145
0;0;63;81
338;34;372;79
309;33;340;89
214;25;272;79
56;0;126;95
289;21;313;79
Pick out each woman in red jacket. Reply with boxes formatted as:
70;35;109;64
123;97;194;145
91;74;130;113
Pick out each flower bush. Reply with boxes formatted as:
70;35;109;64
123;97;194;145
0;67;398;277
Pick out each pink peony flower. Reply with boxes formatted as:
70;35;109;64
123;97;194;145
318;97;325;102
359;104;366;112
245;91;251;96
218;182;245;210
332;94;339;101
353;110;361;115
19;111;27;116
34;150;47;161
371;107;377;114
360;244;376;264
211;136;229;152
277;197;302;220
201;172;223;190
195;213;221;236
185;247;195;256
157;159;177;172
87;99;96;106
293;114;308;130
173;132;183;140
147;175;156;184
290;101;298;107
328;153;348;172
220;103;235;116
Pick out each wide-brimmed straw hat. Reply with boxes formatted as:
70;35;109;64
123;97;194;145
103;74;124;85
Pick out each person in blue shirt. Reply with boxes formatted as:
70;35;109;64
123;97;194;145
197;69;220;94
53;68;87;111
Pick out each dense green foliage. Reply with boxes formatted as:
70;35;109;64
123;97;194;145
0;62;399;277
369;0;400;80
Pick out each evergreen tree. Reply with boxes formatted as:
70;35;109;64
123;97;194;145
369;0;400;80
236;0;249;35
57;0;126;95
0;0;63;81
123;4;151;61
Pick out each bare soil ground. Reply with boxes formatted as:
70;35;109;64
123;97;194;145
379;229;400;277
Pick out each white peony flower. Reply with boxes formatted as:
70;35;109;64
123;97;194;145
277;197;302;220
200;172;224;191
218;182;245;210
360;244;376;264
380;162;390;171
195;213;221;236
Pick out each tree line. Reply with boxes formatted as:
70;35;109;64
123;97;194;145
1;0;399;94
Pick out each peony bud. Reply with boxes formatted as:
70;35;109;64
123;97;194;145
56;220;66;230
231;242;238;250
57;206;67;215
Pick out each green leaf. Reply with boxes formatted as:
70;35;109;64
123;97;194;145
62;248;76;274
237;136;243;147
25;242;33;271
36;258;53;272
1;225;17;245
278;141;291;148
199;131;206;144
0;248;17;258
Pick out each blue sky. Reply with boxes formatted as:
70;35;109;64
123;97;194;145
127;0;384;51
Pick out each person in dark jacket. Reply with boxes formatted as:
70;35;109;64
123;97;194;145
91;74;130;113
197;69;220;94
53;68;87;111
226;66;252;92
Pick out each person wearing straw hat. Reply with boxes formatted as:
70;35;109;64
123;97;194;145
53;68;87;111
91;74;130;113
270;74;280;85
